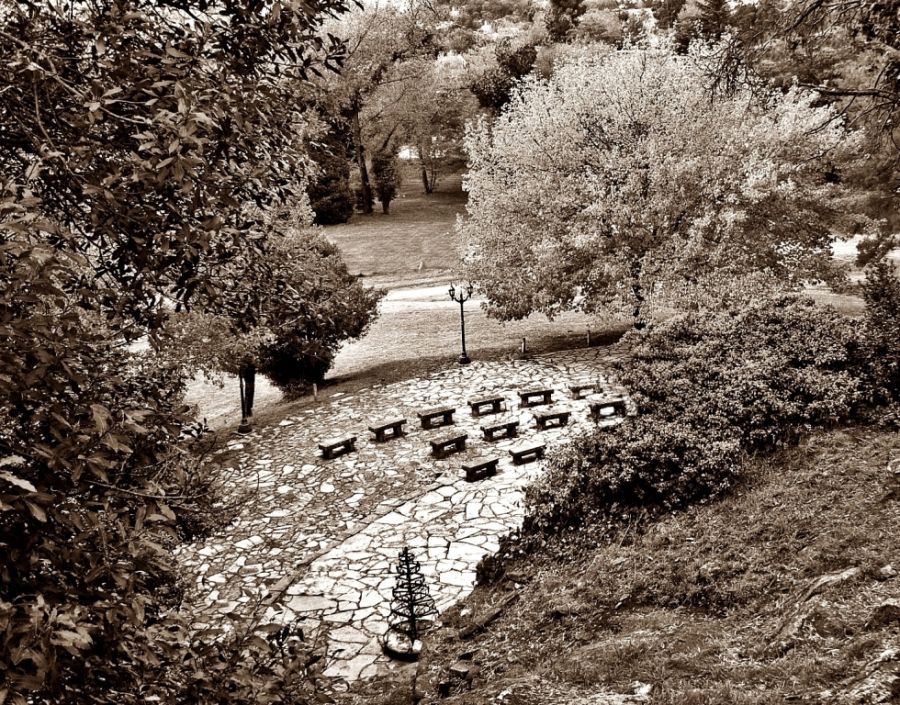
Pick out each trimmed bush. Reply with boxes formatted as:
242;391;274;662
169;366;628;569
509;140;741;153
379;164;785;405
256;232;382;394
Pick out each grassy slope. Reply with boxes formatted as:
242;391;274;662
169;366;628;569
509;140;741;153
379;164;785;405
360;427;900;705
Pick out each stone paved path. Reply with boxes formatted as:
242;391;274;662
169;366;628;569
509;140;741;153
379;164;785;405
175;348;628;683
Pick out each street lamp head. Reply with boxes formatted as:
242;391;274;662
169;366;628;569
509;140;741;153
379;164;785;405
448;282;456;300
466;282;474;297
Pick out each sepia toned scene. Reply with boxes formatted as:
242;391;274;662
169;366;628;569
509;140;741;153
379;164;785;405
1;1;899;704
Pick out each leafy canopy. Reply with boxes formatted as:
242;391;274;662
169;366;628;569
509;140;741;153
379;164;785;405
0;0;359;702
459;47;861;323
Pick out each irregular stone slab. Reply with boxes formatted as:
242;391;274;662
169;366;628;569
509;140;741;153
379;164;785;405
284;595;336;613
177;348;628;683
322;653;379;681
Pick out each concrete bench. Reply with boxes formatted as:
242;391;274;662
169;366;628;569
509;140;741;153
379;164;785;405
430;432;467;459
368;417;406;442
468;395;505;417
518;387;553;408
589;397;627;418
417;406;455;429
317;435;356;459
481;418;519;441
534;408;570;430
509;441;545;465
463;457;499;482
569;381;600;399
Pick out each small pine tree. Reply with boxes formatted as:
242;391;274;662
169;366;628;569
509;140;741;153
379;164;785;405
388;547;438;642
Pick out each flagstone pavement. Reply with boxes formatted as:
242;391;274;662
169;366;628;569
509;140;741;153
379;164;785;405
174;347;630;684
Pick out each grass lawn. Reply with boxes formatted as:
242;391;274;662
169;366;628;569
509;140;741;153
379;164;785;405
359;427;900;705
323;168;467;289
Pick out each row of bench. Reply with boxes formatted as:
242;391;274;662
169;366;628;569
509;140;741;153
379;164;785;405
317;384;628;467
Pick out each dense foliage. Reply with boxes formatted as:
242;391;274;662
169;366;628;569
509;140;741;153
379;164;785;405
460;47;861;324
0;0;349;329
0;0;357;702
372;151;402;214
859;258;900;419
524;295;868;535
545;0;587;41
255;232;382;392
470;40;538;114
308;125;355;225
320;4;439;214
163;226;381;395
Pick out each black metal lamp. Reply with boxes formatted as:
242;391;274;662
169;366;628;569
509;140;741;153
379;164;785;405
448;281;474;365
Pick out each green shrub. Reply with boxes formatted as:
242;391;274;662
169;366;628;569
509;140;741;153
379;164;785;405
307;128;354;226
621;295;865;452
859;257;900;409
524;417;742;535
524;295;866;537
257;233;382;394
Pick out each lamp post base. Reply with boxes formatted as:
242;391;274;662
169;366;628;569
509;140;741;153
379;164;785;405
458;353;471;365
237;418;253;434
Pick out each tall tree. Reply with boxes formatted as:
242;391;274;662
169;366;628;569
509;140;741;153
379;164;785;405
698;0;730;39
459;48;863;326
366;56;476;194
712;0;900;249
0;0;355;702
322;3;439;214
720;0;899;155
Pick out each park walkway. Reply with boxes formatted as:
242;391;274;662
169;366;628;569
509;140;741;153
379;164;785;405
174;347;628;682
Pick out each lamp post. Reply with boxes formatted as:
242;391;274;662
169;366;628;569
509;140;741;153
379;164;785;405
448;281;474;365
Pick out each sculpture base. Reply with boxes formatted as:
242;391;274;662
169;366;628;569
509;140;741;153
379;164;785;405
381;629;424;662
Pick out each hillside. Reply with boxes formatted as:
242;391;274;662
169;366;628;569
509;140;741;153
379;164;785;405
357;427;900;704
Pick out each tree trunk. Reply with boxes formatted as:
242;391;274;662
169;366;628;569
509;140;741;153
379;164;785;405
417;143;433;194
239;363;256;418
350;105;373;214
630;258;646;331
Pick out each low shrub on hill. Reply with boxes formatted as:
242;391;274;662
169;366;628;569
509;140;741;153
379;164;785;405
524;295;868;536
858;257;900;422
622;295;865;451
